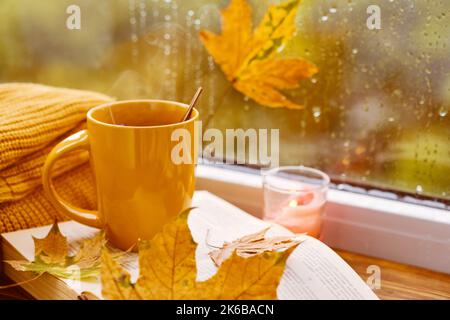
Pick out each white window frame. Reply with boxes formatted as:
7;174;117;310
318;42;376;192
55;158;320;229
196;164;450;274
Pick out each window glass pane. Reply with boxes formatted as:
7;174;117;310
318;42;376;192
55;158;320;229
0;0;449;201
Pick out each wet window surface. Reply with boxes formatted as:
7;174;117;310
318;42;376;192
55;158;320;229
0;0;449;202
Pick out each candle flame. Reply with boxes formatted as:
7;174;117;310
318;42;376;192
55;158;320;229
288;200;298;207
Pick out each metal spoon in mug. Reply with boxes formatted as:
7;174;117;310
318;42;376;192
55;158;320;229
181;87;203;122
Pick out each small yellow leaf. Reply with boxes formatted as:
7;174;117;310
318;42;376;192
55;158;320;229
32;221;68;265
6;221;106;279
200;0;317;109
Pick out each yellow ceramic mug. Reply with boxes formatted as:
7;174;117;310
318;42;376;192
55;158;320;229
42;100;198;250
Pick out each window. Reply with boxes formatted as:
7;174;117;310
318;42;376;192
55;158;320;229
1;0;449;202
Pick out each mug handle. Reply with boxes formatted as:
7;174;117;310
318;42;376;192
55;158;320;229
42;130;102;229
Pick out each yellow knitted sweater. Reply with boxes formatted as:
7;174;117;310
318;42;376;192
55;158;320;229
0;83;113;233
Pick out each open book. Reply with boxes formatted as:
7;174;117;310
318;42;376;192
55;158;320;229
1;191;378;300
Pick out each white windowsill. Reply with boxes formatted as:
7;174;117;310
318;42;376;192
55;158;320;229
195;164;450;274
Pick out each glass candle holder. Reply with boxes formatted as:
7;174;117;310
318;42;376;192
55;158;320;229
262;166;330;238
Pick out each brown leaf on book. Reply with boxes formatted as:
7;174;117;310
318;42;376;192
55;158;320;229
209;227;303;267
101;209;300;300
5;221;105;280
199;0;318;109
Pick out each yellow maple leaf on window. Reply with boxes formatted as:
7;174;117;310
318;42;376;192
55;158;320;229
200;0;318;109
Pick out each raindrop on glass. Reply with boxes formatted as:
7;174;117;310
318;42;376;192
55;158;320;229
312;106;321;118
416;185;423;194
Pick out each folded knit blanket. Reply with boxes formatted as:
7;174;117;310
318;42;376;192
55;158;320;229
0;164;96;233
0;83;113;233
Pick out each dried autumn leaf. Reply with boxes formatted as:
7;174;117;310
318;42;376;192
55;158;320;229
5;221;105;280
73;230;107;269
209;227;303;267
200;0;317;109
101;209;299;300
196;248;295;300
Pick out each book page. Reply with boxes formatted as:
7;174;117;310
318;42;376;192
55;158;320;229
2;191;377;300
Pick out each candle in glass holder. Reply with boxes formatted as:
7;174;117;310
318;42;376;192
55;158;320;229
274;192;325;238
263;166;329;238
